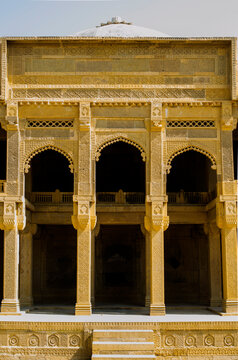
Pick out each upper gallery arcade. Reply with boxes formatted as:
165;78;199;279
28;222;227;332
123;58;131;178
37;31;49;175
0;17;237;316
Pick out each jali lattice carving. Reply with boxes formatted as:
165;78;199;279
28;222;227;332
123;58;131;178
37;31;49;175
26;119;74;128
167;119;216;128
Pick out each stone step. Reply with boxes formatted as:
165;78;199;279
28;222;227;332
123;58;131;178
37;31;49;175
93;330;154;342
92;355;156;360
93;341;154;354
91;330;155;360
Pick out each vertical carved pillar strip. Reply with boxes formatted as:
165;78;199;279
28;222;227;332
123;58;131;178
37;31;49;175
72;102;95;315
20;224;37;308
145;101;169;316
208;224;222;308
221;226;238;313
216;181;238;314
150;228;165;315
1;227;20;314
75;225;91;315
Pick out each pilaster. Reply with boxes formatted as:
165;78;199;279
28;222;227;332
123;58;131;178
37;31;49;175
216;181;238;314
144;101;169;316
72;102;96;315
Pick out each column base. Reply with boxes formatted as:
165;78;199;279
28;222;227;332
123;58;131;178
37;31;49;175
150;304;165;316
75;303;92;315
222;300;238;315
1;299;21;315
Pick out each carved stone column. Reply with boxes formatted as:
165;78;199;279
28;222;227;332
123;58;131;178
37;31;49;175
204;223;222;308
20;223;37;308
0;200;25;314
144;101;169;316
145;201;169;315
0;102;26;314
217;181;238;314
72;102;96;315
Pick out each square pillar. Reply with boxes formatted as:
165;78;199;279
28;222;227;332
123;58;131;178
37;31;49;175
216;181;238;314
75;226;92;315
1;227;20;314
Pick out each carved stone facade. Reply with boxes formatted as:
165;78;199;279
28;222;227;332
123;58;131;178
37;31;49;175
0;29;237;359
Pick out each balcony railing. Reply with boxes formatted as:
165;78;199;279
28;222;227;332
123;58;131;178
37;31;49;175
0;181;6;193
96;190;145;204
30;190;73;204
168;191;215;205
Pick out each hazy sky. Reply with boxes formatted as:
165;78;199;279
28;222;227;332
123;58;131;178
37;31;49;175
0;0;238;37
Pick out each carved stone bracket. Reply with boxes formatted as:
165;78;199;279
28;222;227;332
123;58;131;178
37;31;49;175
79;102;91;131
221;102;237;131
144;200;169;232
5;101;19;131
72;200;97;231
216;181;238;229
0;200;26;231
151;101;165;130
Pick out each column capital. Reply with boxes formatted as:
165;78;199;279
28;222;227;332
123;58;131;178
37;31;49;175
216;200;237;229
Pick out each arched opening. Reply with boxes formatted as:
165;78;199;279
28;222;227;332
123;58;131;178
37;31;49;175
95;142;146;308
96;141;145;203
0;125;7;191
95;225;145;307
165;151;216;307
25;149;73;195
25;150;75;308
167;150;216;204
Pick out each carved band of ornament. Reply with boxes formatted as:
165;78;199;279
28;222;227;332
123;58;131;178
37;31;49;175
24;145;74;174
95;137;146;162
166;146;217;174
144;215;169;232
12;88;206;100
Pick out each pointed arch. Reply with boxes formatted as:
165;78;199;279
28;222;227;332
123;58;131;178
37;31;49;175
24;145;74;173
96;136;146;162
167;145;216;174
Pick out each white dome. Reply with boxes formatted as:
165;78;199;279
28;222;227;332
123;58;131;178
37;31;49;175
74;17;169;38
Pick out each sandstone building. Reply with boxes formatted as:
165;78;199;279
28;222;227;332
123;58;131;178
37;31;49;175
0;17;237;359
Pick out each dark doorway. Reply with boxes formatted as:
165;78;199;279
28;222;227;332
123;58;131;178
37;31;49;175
96;142;145;193
95;225;145;306
0;125;7;180
33;225;76;305
165;224;210;306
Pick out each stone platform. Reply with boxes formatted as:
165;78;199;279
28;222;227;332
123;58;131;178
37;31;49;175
0;308;237;359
